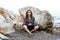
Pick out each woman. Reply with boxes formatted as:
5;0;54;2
23;10;39;35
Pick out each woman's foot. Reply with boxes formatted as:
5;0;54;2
29;32;33;35
28;33;35;38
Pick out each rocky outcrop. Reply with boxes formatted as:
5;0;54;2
0;7;54;34
0;7;19;34
18;6;54;29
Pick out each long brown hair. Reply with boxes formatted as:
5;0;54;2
26;10;33;19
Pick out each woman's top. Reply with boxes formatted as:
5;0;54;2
23;17;37;26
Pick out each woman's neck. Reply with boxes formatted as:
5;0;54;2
28;16;31;19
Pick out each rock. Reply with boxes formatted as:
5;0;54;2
52;27;60;36
52;23;60;36
0;7;54;34
14;22;23;32
18;6;54;29
0;33;9;40
0;7;17;34
5;31;56;40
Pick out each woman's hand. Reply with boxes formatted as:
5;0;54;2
28;23;32;26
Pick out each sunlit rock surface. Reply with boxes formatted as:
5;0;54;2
0;33;9;39
19;6;54;29
0;7;19;34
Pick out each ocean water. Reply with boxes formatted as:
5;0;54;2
55;17;60;40
53;16;60;27
54;17;60;23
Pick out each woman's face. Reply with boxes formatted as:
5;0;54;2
27;11;31;16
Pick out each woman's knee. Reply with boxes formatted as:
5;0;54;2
34;25;39;29
23;25;27;28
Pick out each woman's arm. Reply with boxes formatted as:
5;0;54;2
23;18;27;25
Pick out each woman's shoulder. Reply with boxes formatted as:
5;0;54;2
32;16;35;20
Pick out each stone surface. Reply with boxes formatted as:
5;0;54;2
52;27;60;36
19;6;54;29
0;33;9;39
4;31;56;40
0;7;18;34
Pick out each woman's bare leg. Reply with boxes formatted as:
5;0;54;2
23;25;32;35
31;25;39;33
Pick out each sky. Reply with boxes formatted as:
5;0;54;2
0;0;60;17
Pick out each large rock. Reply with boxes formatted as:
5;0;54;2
19;6;54;29
0;7;54;34
0;7;19;34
